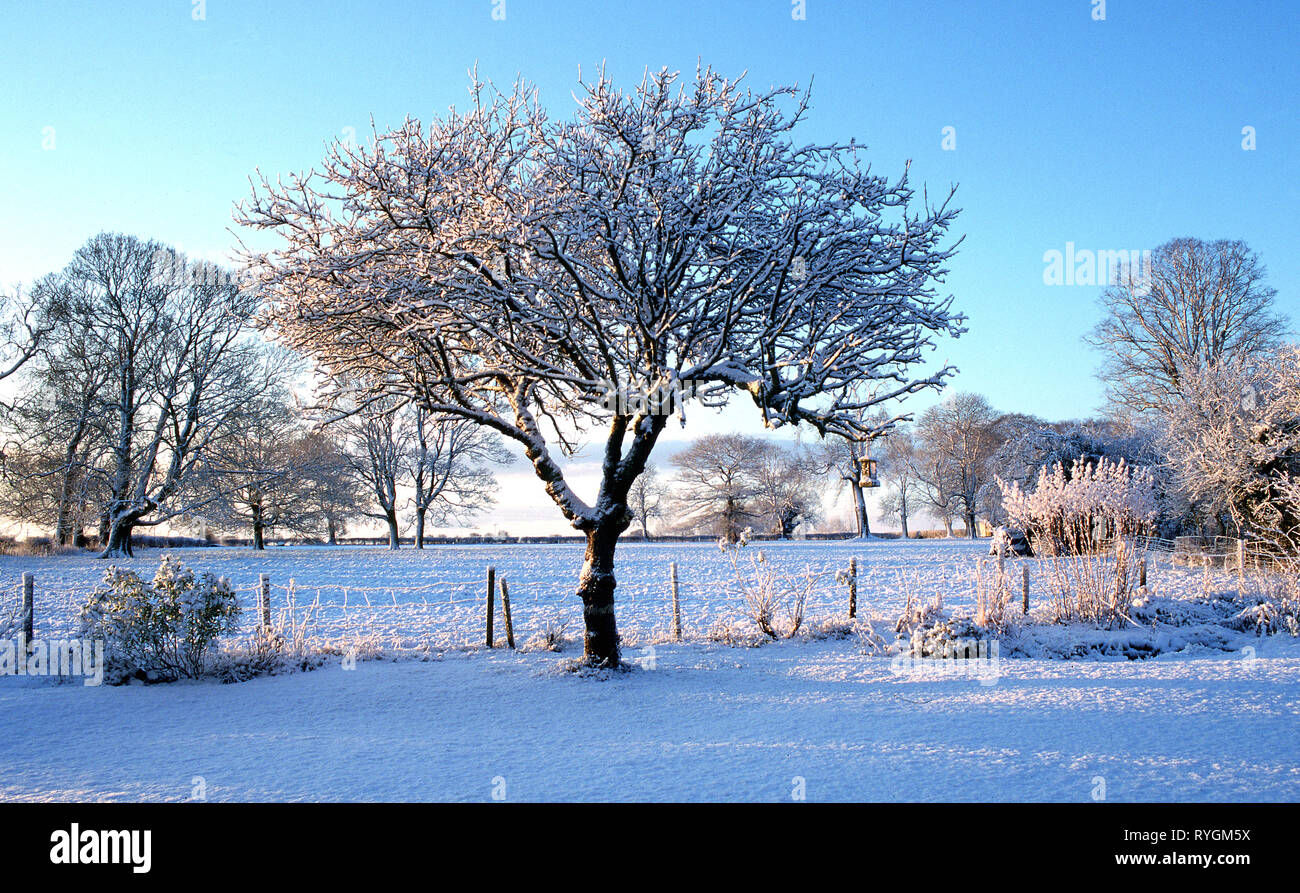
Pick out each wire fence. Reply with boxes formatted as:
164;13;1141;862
1;539;1292;653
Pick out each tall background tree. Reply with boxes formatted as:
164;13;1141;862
913;392;1005;537
1;234;268;556
877;425;920;538
240;67;965;665
1086;238;1286;415
409;409;511;548
626;462;667;540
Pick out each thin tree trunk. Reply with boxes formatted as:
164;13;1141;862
576;521;623;667
414;509;426;549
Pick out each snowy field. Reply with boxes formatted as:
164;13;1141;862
1;538;996;650
2;538;1299;802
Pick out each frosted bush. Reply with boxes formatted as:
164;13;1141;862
77;556;240;683
999;456;1156;556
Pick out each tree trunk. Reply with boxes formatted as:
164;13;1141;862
576;520;623;667
386;510;400;550
326;518;338;545
252;522;265;550
900;506;910;539
966;509;977;539
414;509;426;549
100;513;137;558
850;483;870;539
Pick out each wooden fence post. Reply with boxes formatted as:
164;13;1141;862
485;566;496;648
670;561;682;641
500;578;515;649
258;574;271;631
1139;557;1147;590
21;572;33;642
1021;565;1030;615
848;557;858;620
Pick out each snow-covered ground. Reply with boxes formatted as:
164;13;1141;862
2;539;1298;802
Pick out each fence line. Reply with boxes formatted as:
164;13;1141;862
4;543;1290;650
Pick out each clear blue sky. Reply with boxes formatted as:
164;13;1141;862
2;0;1297;531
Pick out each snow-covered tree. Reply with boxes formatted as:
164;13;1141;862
343;398;410;550
914;393;1005;538
669;434;766;542
1160;346;1300;550
239;67;965;665
877;425;921;538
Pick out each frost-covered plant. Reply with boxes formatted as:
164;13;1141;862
727;547;810;639
999;456;1156;556
1040;540;1140;628
974;558;1012;633
1160;347;1300;552
77;556;240;683
1233;571;1300;637
522;614;571;653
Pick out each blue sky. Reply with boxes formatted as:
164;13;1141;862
2;0;1296;532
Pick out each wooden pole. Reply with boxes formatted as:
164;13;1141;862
258;573;271;631
500;578;515;649
485;566;496;648
1238;538;1247;581
20;572;33;642
1139;557;1147;589
670;561;682;641
1021;565;1030;615
848;557;858;620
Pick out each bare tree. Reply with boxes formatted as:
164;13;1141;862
240;67;965;665
410;409;511;548
344;399;409;550
751;442;824;538
199;387;314;549
877;425;920;538
626;462;667;540
669;434;765;541
296;429;365;544
0;277;59;398
33;234;267;557
914;393;1004;538
1087;238;1286;414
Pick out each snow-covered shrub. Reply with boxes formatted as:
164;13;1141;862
1040;540;1140;628
706;614;767;648
851;618;888;655
1232;572;1300;637
77;556;240;683
999;456;1156;556
974;559;1013;633
728;549;810;639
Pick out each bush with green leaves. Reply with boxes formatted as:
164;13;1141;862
77;556;240;683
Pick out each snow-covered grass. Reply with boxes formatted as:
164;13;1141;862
3;538;1299;801
0;538;991;651
2;635;1298;801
